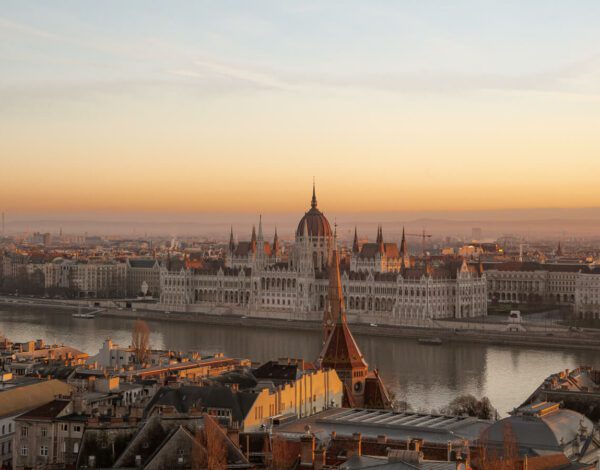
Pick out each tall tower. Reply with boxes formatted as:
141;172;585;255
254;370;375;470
319;247;369;407
255;215;265;269
399;226;410;269
352;227;359;254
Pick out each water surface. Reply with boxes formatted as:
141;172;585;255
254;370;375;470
1;305;597;416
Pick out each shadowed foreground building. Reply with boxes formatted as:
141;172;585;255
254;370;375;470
480;401;599;469
522;367;600;422
319;248;391;409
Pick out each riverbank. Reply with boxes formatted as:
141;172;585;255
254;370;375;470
2;295;599;352
101;307;600;351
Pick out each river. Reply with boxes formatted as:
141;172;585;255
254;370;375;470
1;304;598;416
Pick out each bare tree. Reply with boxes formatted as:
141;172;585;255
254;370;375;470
192;414;228;470
131;319;150;365
476;421;520;470
442;394;497;420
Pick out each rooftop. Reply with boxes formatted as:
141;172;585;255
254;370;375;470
275;408;491;444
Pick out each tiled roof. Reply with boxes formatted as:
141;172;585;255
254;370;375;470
128;258;158;269
17;398;71;420
144;385;258;423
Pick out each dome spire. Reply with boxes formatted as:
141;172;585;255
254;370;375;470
311;179;317;209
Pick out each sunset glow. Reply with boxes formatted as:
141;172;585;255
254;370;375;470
2;1;600;213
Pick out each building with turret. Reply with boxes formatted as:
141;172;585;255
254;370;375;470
159;185;487;324
319;247;391;408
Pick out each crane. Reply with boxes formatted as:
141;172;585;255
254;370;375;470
405;229;433;256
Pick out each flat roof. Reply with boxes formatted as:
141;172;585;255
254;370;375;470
275;408;492;444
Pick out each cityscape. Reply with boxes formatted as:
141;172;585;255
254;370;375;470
2;2;600;470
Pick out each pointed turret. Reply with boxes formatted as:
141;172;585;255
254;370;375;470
400;226;410;269
320;247;371;406
320;248;365;358
228;226;235;252
257;215;263;241
272;227;280;256
311;180;318;209
376;225;384;255
352;226;360;253
556;241;563;257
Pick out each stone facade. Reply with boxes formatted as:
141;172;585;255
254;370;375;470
484;261;600;308
575;268;600;319
160;188;487;324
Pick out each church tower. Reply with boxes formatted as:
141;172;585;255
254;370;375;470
319;247;369;407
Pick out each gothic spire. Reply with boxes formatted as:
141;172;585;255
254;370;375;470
229;226;235;252
258;215;263;240
328;248;345;326
311;180;317;209
400;226;410;269
377;225;384;254
272;226;280;255
352;226;359;253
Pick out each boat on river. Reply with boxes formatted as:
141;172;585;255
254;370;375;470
72;312;95;319
418;337;443;345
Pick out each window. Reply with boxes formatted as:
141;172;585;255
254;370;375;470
1;425;4;435
20;446;28;456
41;426;48;437
20;426;28;438
73;425;81;433
61;424;68;432
40;445;48;457
73;442;79;453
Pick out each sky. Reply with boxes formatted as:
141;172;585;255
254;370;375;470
2;1;600;215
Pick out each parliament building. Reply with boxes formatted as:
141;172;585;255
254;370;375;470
159;186;487;325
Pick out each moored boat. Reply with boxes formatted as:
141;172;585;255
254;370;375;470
418;337;443;345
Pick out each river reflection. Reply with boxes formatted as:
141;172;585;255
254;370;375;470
1;305;598;416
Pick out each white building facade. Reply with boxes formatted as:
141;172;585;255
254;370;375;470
159;188;487;325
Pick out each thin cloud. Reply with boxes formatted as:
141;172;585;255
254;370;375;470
0;16;58;39
168;59;299;92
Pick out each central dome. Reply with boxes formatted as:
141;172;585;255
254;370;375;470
296;185;333;238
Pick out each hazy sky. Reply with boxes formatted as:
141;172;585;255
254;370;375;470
2;1;600;214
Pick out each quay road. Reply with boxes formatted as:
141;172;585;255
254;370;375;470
1;295;599;352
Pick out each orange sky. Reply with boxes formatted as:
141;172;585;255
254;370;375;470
2;3;600;214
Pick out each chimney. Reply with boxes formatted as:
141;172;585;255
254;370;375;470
300;435;315;466
348;433;362;457
410;438;423;453
313;447;326;470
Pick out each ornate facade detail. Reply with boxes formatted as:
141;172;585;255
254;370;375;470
159;186;487;324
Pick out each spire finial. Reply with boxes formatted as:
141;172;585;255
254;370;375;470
258;214;263;239
311;178;317;209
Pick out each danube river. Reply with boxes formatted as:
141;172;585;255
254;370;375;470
1;304;599;416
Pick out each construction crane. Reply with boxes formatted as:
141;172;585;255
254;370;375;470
405;229;433;256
